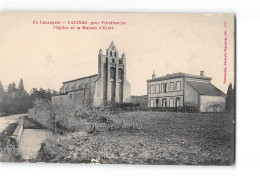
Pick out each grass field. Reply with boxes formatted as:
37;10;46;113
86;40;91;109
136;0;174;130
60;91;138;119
36;111;235;165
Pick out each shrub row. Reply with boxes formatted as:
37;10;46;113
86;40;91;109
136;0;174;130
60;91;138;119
108;106;198;114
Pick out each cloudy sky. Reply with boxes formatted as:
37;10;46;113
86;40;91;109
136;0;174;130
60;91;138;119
0;13;234;95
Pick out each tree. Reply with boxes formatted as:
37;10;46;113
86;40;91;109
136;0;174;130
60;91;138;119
17;79;26;95
1;80;33;115
0;80;4;94
7;82;17;93
30;88;58;102
0;78;58;115
0;80;4;101
226;83;235;113
0;80;5;113
6;82;18;99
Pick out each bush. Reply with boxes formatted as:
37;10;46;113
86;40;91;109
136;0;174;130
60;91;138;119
0;138;21;162
53;104;110;132
32;100;144;134
31;99;54;130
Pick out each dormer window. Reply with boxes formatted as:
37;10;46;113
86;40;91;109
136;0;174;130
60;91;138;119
119;59;123;64
112;46;115;50
110;51;112;56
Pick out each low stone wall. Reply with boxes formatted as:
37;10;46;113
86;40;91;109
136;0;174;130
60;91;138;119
11;120;24;143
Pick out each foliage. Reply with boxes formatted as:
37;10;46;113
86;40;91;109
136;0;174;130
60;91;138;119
33;98;53;112
31;101;110;133
0;81;4;95
17;79;26;95
226;83;235;113
30;88;58;102
0;78;58;116
30;99;54;130
36;111;234;165
0;138;21;162
0;89;32;115
54;104;110;132
131;95;148;108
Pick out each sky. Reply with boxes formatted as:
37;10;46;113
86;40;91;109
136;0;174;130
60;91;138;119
0;13;234;95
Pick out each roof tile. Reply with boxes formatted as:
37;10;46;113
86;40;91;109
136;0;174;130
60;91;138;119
187;81;225;96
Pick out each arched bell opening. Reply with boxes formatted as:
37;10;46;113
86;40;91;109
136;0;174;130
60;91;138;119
110;67;116;102
118;68;124;103
103;58;108;104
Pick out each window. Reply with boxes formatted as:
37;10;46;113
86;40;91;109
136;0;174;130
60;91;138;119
110;51;112;56
150;99;154;107
110;67;115;79
118;68;123;80
169;98;174;107
150;85;154;94
176;81;181;91
114;52;117;57
161;83;168;93
155;84;160;93
176;97;180;107
112;59;115;63
70;94;73;100
119;59;123;64
170;82;174;92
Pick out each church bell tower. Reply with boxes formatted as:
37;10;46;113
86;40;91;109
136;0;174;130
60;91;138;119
98;41;126;105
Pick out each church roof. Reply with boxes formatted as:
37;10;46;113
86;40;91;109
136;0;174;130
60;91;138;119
187;81;225;96
62;74;98;84
108;41;118;51
147;72;211;82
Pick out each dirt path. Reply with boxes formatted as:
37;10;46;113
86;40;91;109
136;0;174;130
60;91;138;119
0;114;26;144
0;114;25;134
19;129;53;160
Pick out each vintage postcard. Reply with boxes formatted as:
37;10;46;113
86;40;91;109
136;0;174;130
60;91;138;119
0;12;235;165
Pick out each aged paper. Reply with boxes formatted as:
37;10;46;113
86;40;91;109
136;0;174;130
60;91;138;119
0;13;235;165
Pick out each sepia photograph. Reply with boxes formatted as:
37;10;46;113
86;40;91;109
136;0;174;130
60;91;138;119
0;12;235;165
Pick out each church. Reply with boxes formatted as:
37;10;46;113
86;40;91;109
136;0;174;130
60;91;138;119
52;42;131;106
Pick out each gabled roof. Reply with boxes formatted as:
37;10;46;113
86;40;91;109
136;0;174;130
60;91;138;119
62;74;98;84
187;81;225;96
108;41;118;51
147;72;211;82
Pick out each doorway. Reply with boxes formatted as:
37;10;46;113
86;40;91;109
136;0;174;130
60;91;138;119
156;99;159;107
162;98;167;107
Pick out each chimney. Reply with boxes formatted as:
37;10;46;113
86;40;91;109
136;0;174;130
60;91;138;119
152;71;156;79
200;71;205;76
